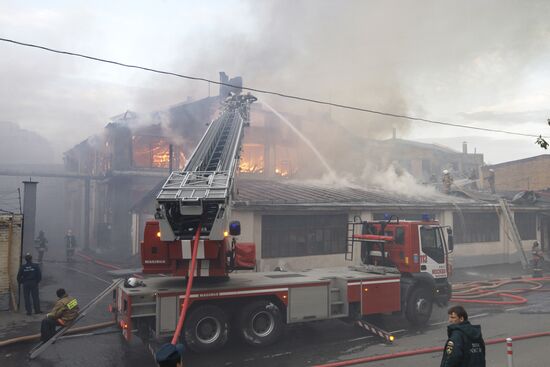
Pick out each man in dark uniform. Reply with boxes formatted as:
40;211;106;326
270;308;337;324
17;253;42;315
441;305;485;367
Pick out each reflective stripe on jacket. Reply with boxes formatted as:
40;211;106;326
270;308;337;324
48;295;79;323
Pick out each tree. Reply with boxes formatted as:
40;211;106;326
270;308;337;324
535;119;550;149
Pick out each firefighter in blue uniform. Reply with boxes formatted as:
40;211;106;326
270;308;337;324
17;253;43;315
441;305;486;367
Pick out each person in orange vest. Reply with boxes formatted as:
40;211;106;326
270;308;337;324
40;288;79;342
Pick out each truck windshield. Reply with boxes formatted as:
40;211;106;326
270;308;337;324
420;226;445;264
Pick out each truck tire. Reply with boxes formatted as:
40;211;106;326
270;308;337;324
238;299;283;347
405;287;433;326
184;305;229;353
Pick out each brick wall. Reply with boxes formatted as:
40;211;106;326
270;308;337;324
483;155;550;191
0;214;22;311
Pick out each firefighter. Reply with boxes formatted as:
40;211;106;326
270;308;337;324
155;343;184;367
532;241;544;268
40;288;79;342
442;170;453;194
485;169;496;194
16;253;42;315
34;230;48;264
440;305;486;367
65;229;77;262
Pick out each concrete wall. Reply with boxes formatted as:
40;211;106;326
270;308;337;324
0;214;22;311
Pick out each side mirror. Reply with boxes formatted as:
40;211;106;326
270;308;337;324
446;227;454;252
229;221;241;236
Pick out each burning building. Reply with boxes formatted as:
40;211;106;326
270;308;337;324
63;74;302;255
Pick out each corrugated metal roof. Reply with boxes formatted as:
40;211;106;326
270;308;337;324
233;178;478;208
487;154;550;168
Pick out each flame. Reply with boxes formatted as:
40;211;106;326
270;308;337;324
239;143;264;173
151;144;170;168
274;167;289;177
132;135;186;169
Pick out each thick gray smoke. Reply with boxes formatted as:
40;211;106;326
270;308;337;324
160;0;550;184
2;1;550;169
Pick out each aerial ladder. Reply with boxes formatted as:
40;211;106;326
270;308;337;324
147;92;257;347
156;93;256;243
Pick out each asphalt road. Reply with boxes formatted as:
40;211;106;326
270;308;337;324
1;254;549;367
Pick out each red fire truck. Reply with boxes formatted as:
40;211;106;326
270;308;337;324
113;93;454;352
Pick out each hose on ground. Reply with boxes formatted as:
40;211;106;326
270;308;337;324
0;320;115;347
313;331;550;367
450;276;550;305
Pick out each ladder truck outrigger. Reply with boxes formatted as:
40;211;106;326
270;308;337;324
112;92;455;353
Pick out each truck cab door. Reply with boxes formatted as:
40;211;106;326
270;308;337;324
418;226;448;279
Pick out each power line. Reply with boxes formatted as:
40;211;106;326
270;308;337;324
0;36;547;140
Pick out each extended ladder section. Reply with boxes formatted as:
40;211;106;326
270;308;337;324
498;199;529;269
29;279;124;359
156;94;256;240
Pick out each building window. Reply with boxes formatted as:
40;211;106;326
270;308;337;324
453;212;500;244
239;143;264;173
132;136;185;169
515;212;536;240
262;214;347;258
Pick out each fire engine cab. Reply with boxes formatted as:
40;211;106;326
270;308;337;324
113;93;454;352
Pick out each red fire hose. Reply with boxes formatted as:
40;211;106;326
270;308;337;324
313;331;550;367
450;277;550;305
171;224;202;345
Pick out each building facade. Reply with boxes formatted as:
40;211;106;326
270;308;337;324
0;214;22;311
229;179;548;271
482;155;550;192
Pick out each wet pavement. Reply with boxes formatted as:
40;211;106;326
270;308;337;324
1;254;549;367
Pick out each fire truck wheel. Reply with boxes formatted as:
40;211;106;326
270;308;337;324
238;299;283;347
405;287;433;326
184;305;229;353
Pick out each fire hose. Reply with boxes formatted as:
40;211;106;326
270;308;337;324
450;276;550;305
0;320;116;347
313;331;550;367
75;228;205;346
171;224;202;345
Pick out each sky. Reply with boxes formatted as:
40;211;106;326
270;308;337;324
1;0;550;164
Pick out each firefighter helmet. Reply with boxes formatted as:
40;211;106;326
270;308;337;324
127;277;138;287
